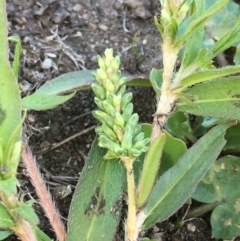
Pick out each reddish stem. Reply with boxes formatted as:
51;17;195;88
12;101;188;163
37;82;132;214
21;146;67;241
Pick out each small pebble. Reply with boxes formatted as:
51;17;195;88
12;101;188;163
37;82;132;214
98;23;108;31
73;4;83;12
89;22;97;31
41;58;53;69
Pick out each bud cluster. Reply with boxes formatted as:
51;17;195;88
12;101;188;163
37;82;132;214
91;49;150;160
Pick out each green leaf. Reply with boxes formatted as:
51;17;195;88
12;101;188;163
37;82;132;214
136;133;166;209
22;70;150;111
32;70;150;96
234;46;240;65
0;203;14;228
179;65;240;88
192;156;240;239
35;70;94;95
207;17;240;59
158;131;187;177
12;201;39;224
0;177;17;196
138;122;233;229
8;36;21;79
179;0;205;70
175;0;230;46
0;230;12;240
165;111;196;142
149;69;163;100
177;77;240;120
22;92;75;111
204;0;240;48
32;225;53;241
0;61;21;147
224;122;240;150
66;138;124;241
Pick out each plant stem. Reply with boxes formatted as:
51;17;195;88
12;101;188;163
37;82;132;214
151;42;179;142
21;146;67;241
121;156;138;241
185;200;225;219
12;219;38;241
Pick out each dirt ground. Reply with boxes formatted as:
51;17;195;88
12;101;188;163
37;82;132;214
5;0;239;240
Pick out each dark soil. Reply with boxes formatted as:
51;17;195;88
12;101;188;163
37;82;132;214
5;0;240;240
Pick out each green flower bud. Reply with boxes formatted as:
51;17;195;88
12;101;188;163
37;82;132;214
109;71;121;86
105;115;114;127
127;113;139;129
110;56;120;71
113;125;124;142
92;72;102;85
133;138;150;150
133;132;145;143
104;150;120;160
116;85;126;96
121;92;133;111
161;8;171;26
99;135;123;154
97;55;106;70
106;92;114;105
113;112;125;128
102;100;116;117
129;148;142;157
122;103;133;121
97;68;108;81
104;49;114;66
118;77;127;87
91;83;106;100
8;141;22;176
102;124;118;141
94;97;104;110
140;146;149;152
102;79;115;93
133;124;141;136
112;95;121;110
95;126;103;134
121;125;132;150
92;110;113;126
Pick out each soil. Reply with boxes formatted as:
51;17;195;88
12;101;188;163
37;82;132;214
5;0;239;241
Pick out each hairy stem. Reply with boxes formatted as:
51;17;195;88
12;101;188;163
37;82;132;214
151;42;179;142
12;219;38;241
121;156;138;241
21;146;67;241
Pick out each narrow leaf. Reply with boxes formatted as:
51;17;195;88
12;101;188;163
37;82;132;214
149;69;163;100
180;65;240;88
34;70;150;96
0;231;12;240
207;17;240;59
33;225;53;241
0;203;14;228
177;77;240;120
138;122;233;229
179;0;204;70
66;138;124;241
136;133;166;209
175;0;230;46
22;92;75;111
